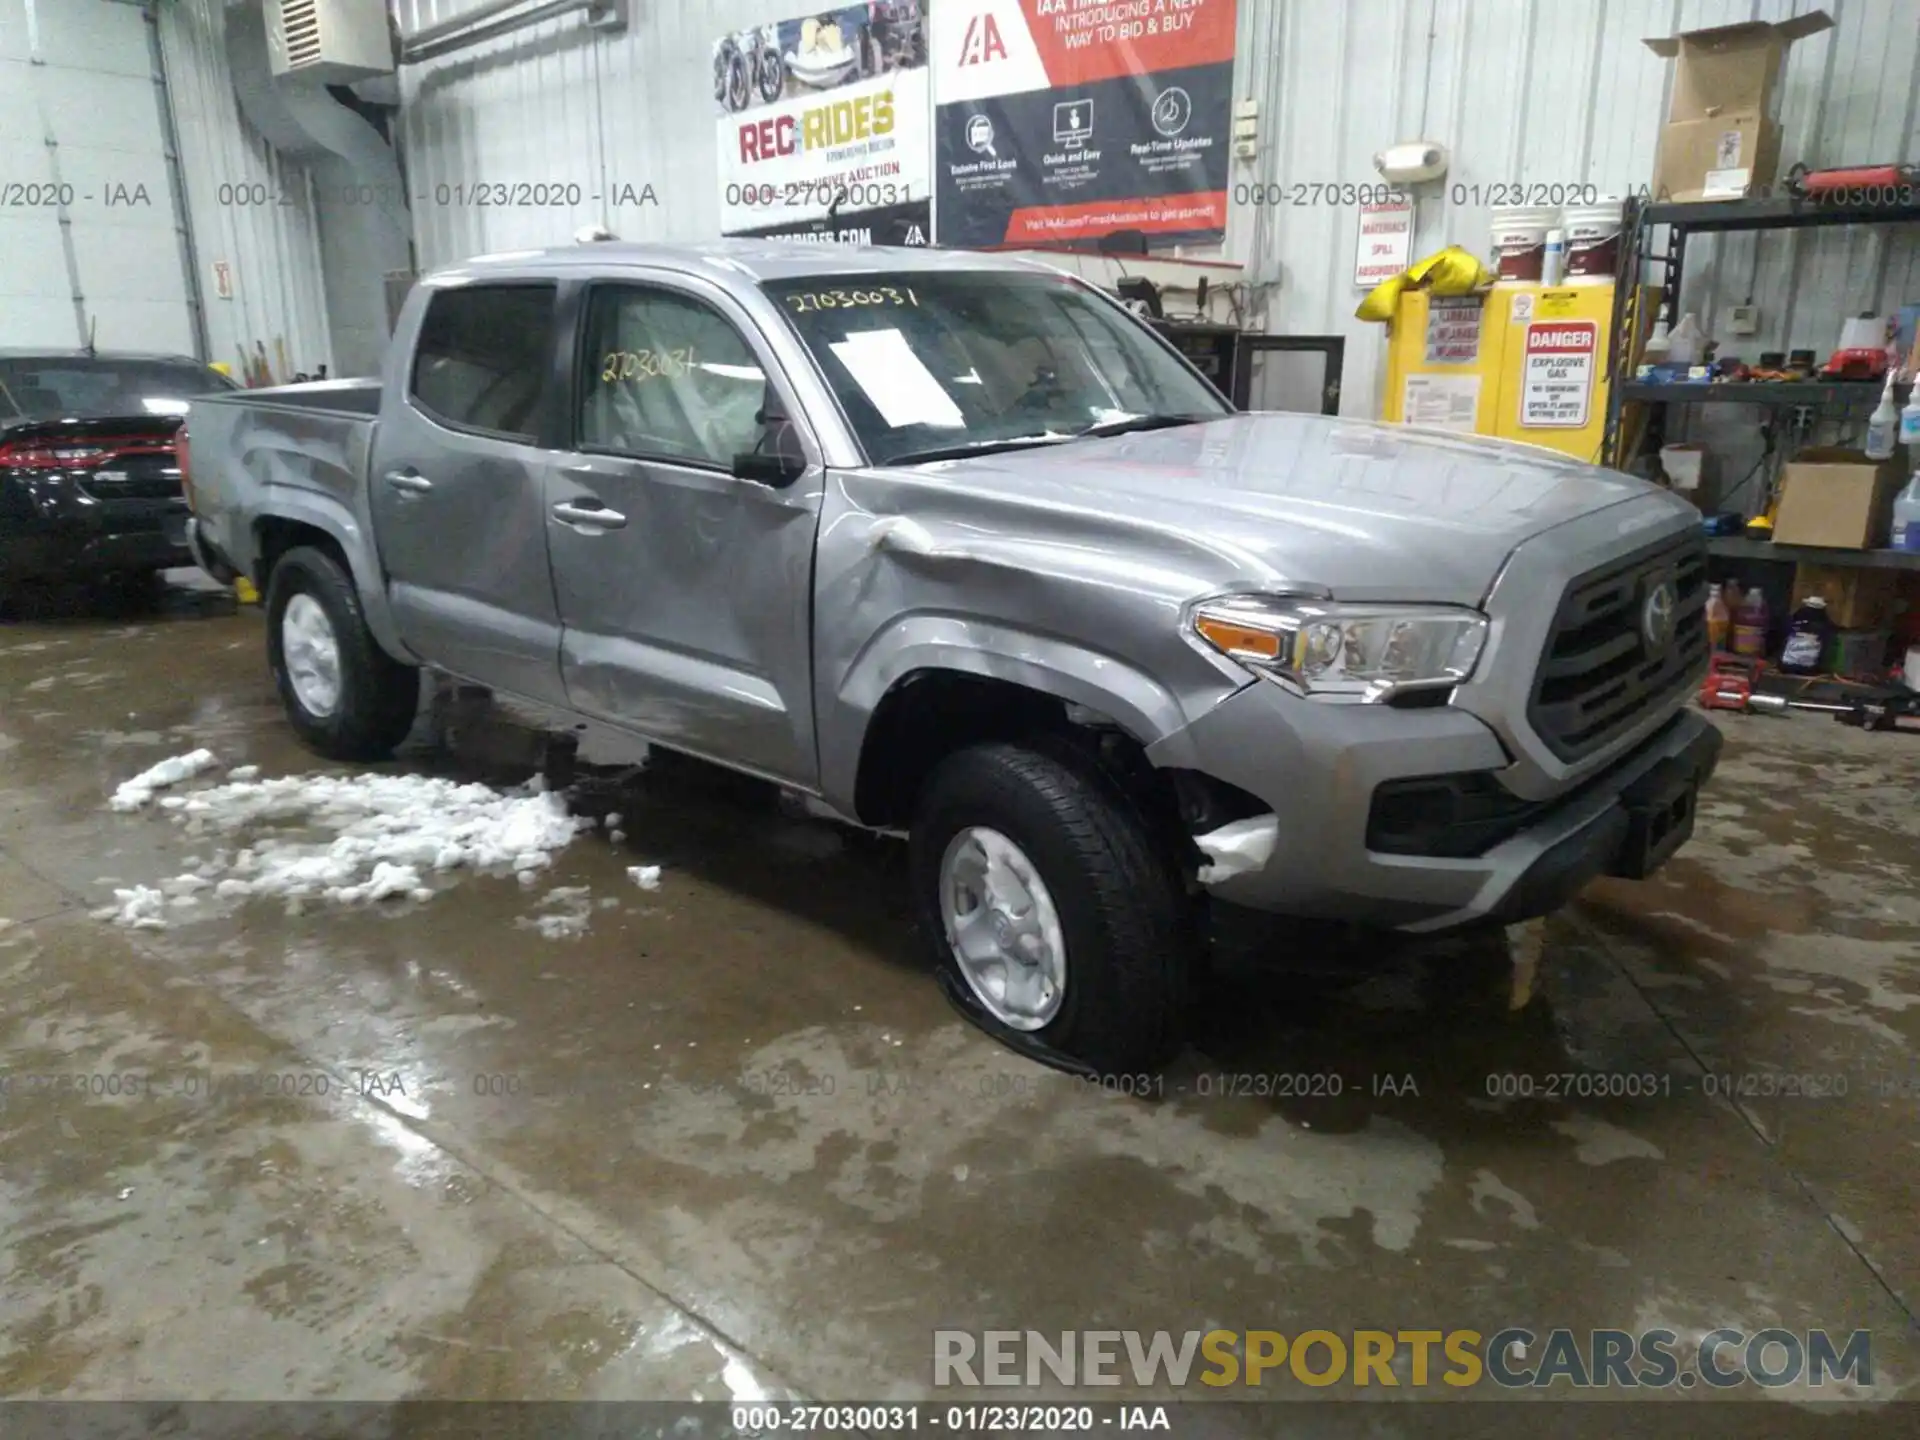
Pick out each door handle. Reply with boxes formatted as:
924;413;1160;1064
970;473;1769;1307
552;499;628;530
384;470;432;495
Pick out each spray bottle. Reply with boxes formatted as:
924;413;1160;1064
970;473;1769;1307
1866;371;1900;460
1899;378;1920;452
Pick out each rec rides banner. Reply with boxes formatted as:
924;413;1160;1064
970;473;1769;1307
714;2;932;245
932;0;1235;248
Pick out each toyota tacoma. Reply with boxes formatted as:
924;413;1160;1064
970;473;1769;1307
182;242;1719;1072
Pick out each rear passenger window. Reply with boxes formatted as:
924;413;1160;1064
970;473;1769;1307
410;284;555;440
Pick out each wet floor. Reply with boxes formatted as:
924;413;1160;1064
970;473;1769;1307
2;577;1917;1431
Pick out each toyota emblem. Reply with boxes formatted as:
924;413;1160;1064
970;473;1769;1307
1641;577;1677;652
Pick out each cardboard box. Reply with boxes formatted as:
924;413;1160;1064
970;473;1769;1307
1651;116;1781;202
1643;12;1831;201
1790;564;1903;630
1773;447;1904;549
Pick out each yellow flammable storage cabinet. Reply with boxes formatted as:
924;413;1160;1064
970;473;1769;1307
1383;281;1641;464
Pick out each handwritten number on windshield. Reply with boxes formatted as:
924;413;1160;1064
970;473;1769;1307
785;286;919;314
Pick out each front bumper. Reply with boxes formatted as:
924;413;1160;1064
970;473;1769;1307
1146;679;1722;932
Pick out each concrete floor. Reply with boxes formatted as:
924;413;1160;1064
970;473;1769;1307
2;577;1918;1431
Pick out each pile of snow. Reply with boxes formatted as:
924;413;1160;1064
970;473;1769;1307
100;753;595;928
108;885;168;930
627;864;662;891
110;749;219;811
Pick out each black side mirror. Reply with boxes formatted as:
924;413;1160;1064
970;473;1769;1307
732;450;805;487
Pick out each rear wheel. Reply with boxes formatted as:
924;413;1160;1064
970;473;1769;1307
910;742;1194;1074
265;545;419;760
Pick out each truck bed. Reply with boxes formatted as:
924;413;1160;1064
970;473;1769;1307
186;379;383;585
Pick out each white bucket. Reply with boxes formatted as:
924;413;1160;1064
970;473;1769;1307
1490;205;1559;281
1660;443;1706;491
1564;199;1624;280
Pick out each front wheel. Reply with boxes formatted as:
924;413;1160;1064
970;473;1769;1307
910;742;1194;1074
265;545;419;761
755;46;784;103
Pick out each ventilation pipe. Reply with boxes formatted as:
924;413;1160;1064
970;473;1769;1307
399;0;628;63
227;0;409;375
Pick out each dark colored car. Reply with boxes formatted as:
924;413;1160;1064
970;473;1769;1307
0;349;240;601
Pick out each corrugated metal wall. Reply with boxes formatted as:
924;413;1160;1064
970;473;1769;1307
394;0;1919;428
157;0;333;378
395;0;786;263
1229;0;1920;423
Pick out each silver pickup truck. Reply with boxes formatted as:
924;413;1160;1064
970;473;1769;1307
184;241;1720;1072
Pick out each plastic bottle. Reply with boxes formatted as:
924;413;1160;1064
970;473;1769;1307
1893;469;1920;552
1705;582;1730;650
1723;576;1744;621
1667;314;1706;366
1899;384;1920;452
1866;372;1899;460
1542;229;1567;285
1732;585;1769;658
1778;596;1833;674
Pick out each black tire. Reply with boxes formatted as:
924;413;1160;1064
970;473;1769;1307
755;47;784;103
264;545;419;761
910;741;1194;1074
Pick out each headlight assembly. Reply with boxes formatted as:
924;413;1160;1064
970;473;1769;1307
1187;594;1487;701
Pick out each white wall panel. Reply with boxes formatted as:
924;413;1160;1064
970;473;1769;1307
393;0;1918;435
397;0;793;267
157;0;334;379
0;0;193;353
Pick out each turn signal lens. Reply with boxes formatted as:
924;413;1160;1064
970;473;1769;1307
1192;613;1283;660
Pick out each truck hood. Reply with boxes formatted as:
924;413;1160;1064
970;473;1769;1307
870;412;1680;604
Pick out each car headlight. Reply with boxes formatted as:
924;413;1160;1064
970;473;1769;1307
1187;594;1487;701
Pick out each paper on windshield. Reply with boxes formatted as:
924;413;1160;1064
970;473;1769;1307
827;329;965;430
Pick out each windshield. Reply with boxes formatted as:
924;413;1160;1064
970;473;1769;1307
761;271;1231;466
0;356;238;426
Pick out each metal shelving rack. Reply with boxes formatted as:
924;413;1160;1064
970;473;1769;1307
1602;191;1920;471
1602;190;1920;571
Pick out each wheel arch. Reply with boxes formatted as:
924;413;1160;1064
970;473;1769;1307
252;499;411;662
834;623;1193;830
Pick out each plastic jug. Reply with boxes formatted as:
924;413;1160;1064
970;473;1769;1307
1778;597;1833;674
1732;586;1769;658
1666;314;1707;366
1893;470;1920;553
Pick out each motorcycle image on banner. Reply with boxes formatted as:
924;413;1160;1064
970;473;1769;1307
715;2;933;246
932;0;1236;249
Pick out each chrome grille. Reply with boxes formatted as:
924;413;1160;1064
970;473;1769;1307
1528;531;1708;761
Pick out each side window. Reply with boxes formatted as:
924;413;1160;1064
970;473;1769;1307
579;286;769;467
410;284;556;440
